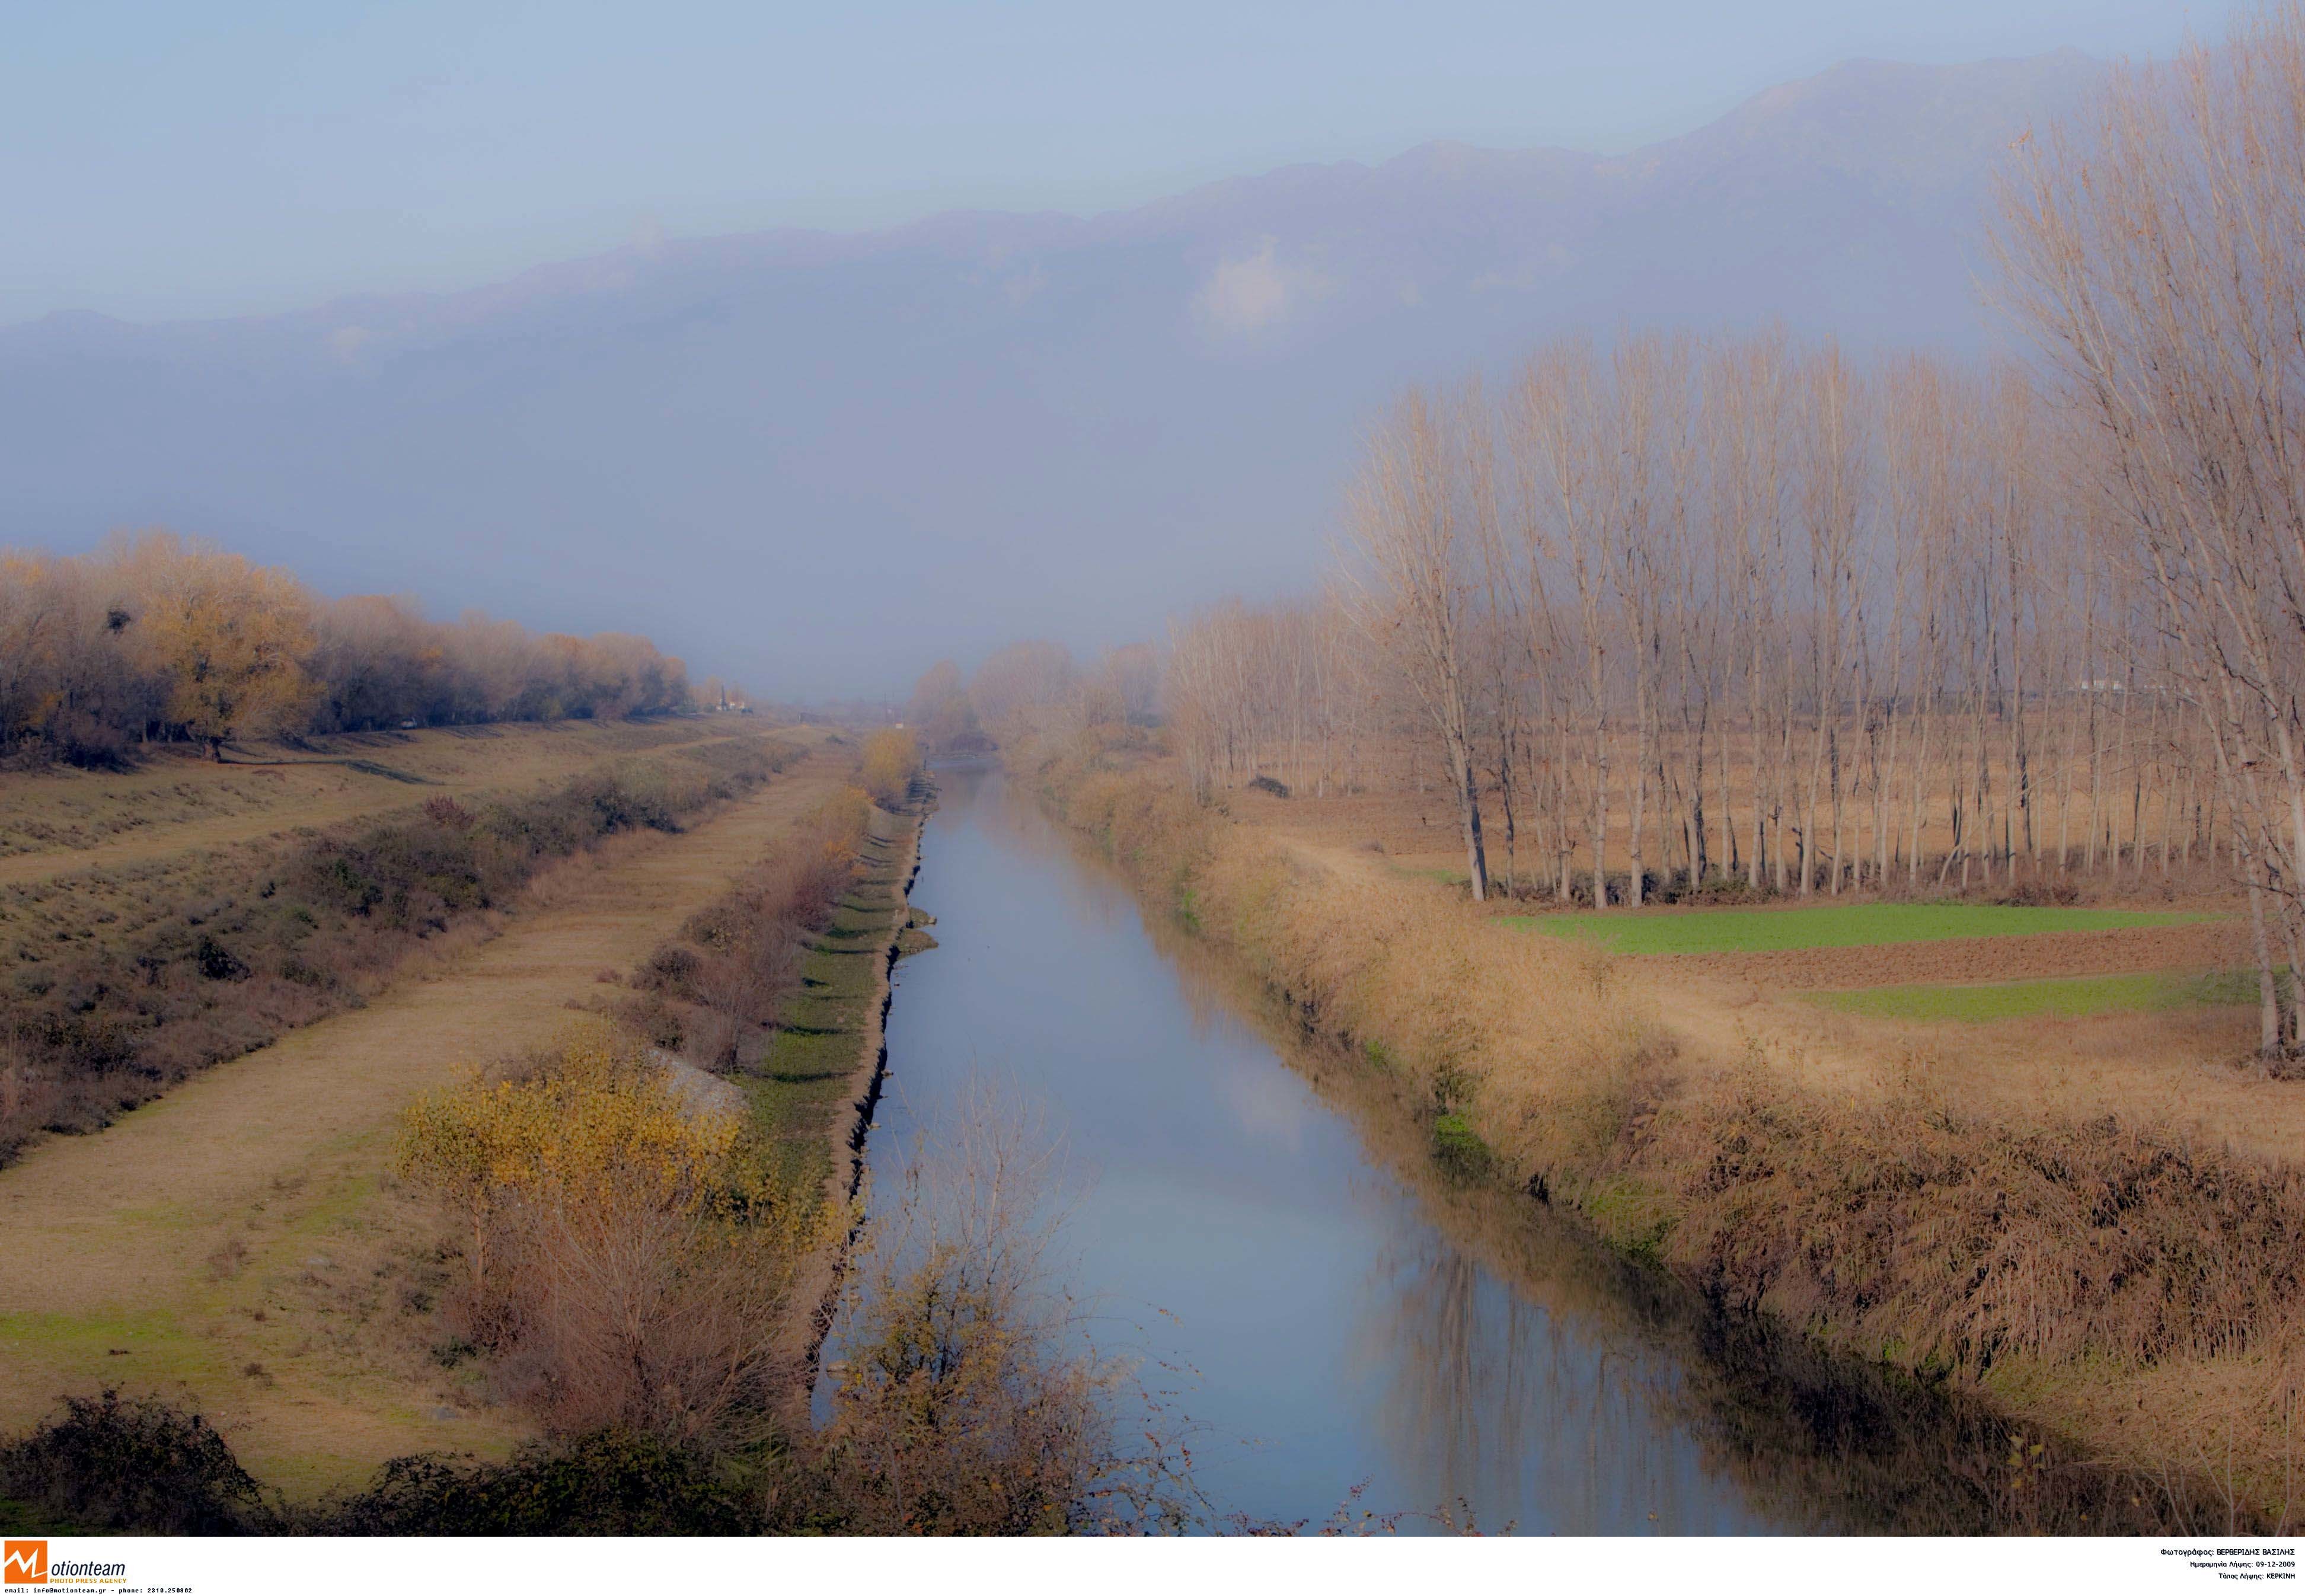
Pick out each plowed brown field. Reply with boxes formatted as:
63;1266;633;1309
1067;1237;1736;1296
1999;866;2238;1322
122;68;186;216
1657;920;2250;989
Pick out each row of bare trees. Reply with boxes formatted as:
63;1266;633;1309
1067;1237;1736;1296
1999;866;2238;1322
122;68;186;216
1993;3;2305;1054
905;640;1160;754
1155;5;2305;1055
1;530;694;763
1164;597;1377;803
1167;334;2212;909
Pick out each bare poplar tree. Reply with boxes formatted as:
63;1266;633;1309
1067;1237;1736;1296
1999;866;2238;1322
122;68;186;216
1345;388;1492;900
1992;3;2305;1052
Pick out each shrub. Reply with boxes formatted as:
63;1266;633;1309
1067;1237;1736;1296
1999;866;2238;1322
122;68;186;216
626;790;866;1075
393;1023;812;1443
422;796;475;832
0;1391;274;1534
194;936;250;981
321;1430;754;1535
1997;874;2084;908
860;727;921;809
638;944;701;997
806;1090;1195;1533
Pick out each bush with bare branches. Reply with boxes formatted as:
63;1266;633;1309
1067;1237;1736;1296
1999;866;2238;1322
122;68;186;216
803;1086;1199;1534
394;1023;821;1445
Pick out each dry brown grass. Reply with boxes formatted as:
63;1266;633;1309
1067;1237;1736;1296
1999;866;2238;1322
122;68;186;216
0;727;802;1162
1688;976;2305;1170
1036;729;2305;1528
0;734;846;1498
0;719;768;884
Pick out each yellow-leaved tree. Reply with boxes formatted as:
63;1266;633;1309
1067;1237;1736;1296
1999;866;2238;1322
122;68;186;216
395;1022;816;1440
136;535;317;759
860;727;921;808
395;1023;738;1291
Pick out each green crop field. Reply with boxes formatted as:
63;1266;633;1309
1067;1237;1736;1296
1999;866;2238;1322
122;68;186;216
1501;901;2214;956
1802;968;2262;1024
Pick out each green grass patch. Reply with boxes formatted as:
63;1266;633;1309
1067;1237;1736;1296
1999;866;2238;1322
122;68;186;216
744;810;908;1190
1805;968;2264;1024
1503;901;2214;956
1579;1177;1675;1263
0;1307;224;1399
1430;1112;1492;1180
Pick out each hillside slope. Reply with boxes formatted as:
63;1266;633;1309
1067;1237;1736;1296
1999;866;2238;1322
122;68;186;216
0;53;2099;692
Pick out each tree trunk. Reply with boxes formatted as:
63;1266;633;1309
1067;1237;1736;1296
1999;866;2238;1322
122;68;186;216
1450;735;1489;902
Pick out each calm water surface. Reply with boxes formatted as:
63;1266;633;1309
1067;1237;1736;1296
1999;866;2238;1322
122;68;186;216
829;763;1846;1533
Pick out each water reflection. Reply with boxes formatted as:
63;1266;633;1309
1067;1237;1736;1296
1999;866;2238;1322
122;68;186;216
829;762;2138;1534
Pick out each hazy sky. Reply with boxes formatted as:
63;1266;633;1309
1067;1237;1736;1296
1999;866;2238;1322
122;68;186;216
3;0;2220;324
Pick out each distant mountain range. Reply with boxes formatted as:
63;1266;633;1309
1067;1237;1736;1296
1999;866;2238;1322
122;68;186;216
0;50;2104;695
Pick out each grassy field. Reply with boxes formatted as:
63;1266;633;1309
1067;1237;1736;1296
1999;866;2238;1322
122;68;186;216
1;721;800;1163
0;718;766;885
0;723;781;972
1801;968;2262;1024
1502;900;2214;956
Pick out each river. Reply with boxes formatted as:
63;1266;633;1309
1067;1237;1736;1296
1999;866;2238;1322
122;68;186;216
820;762;1994;1534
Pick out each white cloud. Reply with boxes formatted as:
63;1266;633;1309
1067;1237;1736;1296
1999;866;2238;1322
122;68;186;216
1193;237;1320;334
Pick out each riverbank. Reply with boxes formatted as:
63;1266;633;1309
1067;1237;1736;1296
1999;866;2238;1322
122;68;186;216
770;780;930;1428
1019;728;2304;1532
0;740;851;1497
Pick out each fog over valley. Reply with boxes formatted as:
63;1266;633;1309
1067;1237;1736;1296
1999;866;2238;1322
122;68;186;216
1;50;2097;698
